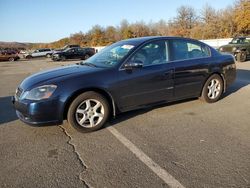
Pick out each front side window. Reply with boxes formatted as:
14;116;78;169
130;40;169;66
172;40;210;61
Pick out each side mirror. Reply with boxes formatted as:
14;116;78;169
124;60;143;70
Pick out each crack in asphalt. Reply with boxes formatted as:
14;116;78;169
59;125;90;188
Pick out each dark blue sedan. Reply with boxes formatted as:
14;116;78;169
12;36;236;132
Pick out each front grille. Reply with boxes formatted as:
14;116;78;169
222;46;233;53
15;87;23;99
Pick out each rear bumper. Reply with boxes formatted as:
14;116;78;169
11;96;63;126
224;64;237;89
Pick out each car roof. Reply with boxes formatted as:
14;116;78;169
233;36;250;39
118;36;205;46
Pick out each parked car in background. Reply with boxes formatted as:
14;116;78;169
0;51;20;61
53;44;80;52
24;48;54;59
19;50;27;54
52;47;95;61
219;36;250;62
12;36;236;133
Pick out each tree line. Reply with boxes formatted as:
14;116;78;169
36;0;249;49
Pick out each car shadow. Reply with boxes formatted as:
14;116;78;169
106;98;197;128
223;69;250;98
0;96;18;125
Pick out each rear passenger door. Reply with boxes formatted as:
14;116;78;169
77;48;85;59
169;39;211;99
40;49;46;56
38;49;46;57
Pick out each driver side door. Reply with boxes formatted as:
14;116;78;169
65;49;76;59
116;40;175;112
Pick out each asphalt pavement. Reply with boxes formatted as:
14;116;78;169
0;58;250;188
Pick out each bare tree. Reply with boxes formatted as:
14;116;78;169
170;6;197;37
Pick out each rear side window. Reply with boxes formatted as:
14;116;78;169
171;40;210;61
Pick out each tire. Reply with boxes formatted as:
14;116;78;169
67;91;110;133
60;56;66;61
26;55;32;59
46;54;51;58
236;51;247;62
8;57;15;62
200;74;223;103
84;54;90;60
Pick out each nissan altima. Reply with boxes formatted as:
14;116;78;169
12;36;236;132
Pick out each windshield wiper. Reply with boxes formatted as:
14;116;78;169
79;62;98;67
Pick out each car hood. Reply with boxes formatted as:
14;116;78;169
219;44;235;52
220;43;248;49
53;51;64;55
20;64;101;91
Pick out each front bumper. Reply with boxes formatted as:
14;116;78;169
51;56;61;61
11;96;63;126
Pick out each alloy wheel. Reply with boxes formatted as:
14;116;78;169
207;79;221;99
75;99;104;128
9;57;15;62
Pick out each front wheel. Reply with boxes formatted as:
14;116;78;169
8;57;15;62
67;92;110;132
60;56;66;61
200;74;223;103
236;51;247;62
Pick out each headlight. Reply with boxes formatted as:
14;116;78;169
219;47;223;51
21;85;57;100
232;47;238;52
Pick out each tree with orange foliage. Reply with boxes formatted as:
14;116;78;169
234;0;250;35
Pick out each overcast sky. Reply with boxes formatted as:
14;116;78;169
0;0;235;43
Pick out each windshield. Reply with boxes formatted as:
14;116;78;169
63;48;73;52
231;38;250;44
62;45;69;49
83;42;135;68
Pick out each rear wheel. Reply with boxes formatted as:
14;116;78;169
67;92;110;132
84;54;90;60
200;74;223;103
8;57;15;62
236;51;247;62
